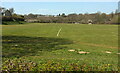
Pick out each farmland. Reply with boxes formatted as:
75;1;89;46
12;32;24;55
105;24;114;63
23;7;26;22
2;23;119;71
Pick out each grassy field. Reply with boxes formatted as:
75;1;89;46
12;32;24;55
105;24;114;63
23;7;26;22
2;23;119;71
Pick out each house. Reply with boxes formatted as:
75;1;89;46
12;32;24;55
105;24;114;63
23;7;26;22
3;9;12;16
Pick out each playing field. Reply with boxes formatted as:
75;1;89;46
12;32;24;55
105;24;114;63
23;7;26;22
2;23;119;71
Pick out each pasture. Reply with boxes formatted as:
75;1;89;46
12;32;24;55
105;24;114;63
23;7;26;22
2;23;119;71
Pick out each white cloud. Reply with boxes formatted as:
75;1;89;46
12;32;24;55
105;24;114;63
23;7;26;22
1;0;120;2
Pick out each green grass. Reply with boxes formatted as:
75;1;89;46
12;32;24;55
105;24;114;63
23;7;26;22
2;21;27;25
2;23;119;71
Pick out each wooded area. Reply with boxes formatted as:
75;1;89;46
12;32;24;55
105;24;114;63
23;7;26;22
1;7;120;24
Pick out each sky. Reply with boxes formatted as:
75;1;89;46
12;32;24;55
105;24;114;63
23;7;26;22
1;0;119;2
1;2;118;15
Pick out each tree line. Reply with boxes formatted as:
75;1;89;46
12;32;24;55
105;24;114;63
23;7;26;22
1;7;120;24
25;12;120;24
